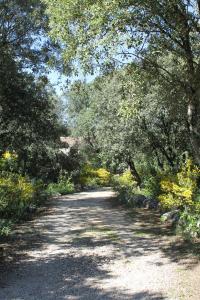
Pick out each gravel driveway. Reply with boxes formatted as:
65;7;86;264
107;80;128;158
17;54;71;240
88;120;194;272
0;188;199;300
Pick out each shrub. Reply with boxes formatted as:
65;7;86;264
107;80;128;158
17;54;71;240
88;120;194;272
0;172;46;236
158;159;200;210
142;174;162;198
177;208;200;240
47;173;75;195
112;170;138;205
0;219;13;236
0;151;18;173
114;170;136;189
95;168;111;186
79;164;96;186
158;159;200;239
31;179;48;204
0;173;34;218
83;177;99;189
79;164;111;188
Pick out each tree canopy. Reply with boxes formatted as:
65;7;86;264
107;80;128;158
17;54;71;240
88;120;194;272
44;0;200;163
0;0;66;179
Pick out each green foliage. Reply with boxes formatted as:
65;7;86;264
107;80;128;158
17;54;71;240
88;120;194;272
177;208;200;240
112;170;138;205
0;151;18;173
142;175;163;199
47;173;75;195
0;151;47;236
113;170;136;190
0;0;74;237
45;0;200;163
0;219;13;236
0;0;65;182
67;67;188;182
45;0;199;74
81;177;100;190
157;159;200;240
0;0;54;72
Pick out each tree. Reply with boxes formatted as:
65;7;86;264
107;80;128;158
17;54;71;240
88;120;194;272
0;0;57;72
0;0;65;179
44;0;200;163
67;65;189;185
0;61;62;176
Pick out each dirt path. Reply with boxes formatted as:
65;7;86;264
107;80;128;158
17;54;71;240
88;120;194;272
0;188;200;300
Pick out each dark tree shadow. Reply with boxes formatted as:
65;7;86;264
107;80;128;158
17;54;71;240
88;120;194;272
110;198;200;269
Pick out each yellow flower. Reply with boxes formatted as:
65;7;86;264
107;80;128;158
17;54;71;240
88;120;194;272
3;151;12;159
159;159;200;209
2;151;18;160
182;189;192;199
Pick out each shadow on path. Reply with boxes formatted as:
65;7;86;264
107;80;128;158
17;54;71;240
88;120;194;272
0;189;199;299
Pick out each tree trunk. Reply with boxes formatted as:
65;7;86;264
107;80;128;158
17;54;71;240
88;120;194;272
127;159;142;187
154;149;164;170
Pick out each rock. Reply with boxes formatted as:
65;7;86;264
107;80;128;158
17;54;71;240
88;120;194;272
161;210;180;224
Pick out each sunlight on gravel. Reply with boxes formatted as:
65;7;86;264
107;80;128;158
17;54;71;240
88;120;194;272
0;189;199;300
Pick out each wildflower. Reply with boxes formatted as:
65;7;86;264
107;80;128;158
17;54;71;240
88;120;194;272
3;151;12;159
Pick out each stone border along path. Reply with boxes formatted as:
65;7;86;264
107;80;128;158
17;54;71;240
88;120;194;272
0;188;200;299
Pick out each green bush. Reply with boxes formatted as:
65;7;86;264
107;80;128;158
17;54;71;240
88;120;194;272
142;174;162;198
0;219;13;236
177;208;200;240
83;177;99;189
47;174;75;195
112;170;137;205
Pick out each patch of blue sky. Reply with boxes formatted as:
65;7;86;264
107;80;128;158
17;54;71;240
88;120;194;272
48;69;96;96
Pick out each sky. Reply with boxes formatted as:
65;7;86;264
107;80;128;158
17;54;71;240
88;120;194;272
48;69;96;97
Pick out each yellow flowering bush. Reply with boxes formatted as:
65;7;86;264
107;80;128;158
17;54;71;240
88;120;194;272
112;170;138;205
2;151;17;160
0;151;18;173
112;170;137;194
2;151;12;159
114;170;136;188
159;159;200;210
0;173;37;218
95;168;111;185
79;164;111;187
0;171;46;235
